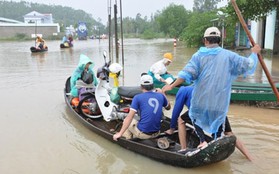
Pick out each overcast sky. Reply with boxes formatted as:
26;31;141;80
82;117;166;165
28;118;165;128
13;0;228;23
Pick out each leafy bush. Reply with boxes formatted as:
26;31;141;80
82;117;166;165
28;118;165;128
15;33;28;40
141;29;157;39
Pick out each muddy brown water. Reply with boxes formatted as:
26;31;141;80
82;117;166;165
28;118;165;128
0;39;278;174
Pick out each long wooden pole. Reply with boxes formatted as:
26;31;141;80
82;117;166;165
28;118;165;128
231;0;279;104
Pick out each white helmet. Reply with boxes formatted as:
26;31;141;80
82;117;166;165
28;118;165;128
109;63;123;73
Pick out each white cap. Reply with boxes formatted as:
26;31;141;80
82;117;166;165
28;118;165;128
140;75;153;85
204;27;221;37
109;63;123;73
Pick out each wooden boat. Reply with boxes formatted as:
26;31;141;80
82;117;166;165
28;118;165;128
154;82;279;102
64;77;236;168
60;42;73;48
30;46;48;53
231;81;279;101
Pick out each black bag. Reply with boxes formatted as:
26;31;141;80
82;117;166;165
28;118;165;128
81;70;93;84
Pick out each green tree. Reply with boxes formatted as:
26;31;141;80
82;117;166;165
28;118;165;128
226;0;279;21
224;0;279;53
122;17;135;34
180;11;217;47
134;13;148;34
193;0;220;12
156;3;190;38
120;13;161;38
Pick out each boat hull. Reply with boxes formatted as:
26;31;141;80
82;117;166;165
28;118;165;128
154;82;279;102
30;46;48;53
60;43;73;48
64;77;236;168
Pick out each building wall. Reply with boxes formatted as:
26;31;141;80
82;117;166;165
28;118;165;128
251;20;265;48
234;23;240;46
24;16;53;24
237;9;278;52
24;17;44;24
23;11;53;24
264;10;276;50
250;20;258;43
250;9;278;52
0;23;60;39
235;22;249;47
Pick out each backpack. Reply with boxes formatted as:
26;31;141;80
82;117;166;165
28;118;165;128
81;70;93;84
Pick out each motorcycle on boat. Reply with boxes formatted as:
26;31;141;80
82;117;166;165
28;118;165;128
75;51;141;121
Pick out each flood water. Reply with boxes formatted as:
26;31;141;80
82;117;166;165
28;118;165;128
0;39;279;174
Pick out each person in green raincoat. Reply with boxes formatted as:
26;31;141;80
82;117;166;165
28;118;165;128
70;54;98;97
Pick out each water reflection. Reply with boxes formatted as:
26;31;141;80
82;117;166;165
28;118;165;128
236;50;279;84
63;107;142;174
60;48;74;60
270;55;279;82
31;52;47;61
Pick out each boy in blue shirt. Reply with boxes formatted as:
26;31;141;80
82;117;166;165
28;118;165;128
113;75;171;140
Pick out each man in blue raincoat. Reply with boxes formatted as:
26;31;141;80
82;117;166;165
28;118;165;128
70;54;98;97
61;35;68;44
163;27;261;148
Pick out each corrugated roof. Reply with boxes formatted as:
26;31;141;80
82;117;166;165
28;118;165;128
0;17;23;24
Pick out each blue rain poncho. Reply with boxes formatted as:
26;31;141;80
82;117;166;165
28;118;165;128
70;54;98;97
61;36;68;43
178;46;258;136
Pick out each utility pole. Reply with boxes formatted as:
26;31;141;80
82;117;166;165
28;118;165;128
119;0;124;85
108;0;113;61
114;0;119;63
217;11;225;48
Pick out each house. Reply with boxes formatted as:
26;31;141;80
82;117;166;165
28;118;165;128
236;10;279;54
23;11;53;24
0;11;59;39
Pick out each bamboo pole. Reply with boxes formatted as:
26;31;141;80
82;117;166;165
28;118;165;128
231;0;279;104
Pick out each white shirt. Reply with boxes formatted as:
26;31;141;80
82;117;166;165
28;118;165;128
150;59;167;80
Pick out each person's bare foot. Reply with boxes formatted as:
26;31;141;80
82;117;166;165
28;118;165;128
197;141;208;149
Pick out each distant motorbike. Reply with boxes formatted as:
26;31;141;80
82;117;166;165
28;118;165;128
77;51;141;121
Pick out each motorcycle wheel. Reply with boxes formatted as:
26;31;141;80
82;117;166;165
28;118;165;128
77;94;102;119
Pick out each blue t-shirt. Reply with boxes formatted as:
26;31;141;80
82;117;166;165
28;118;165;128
170;86;193;129
130;91;168;133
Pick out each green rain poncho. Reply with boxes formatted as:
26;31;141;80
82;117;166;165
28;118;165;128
178;46;258;137
70;54;98;97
